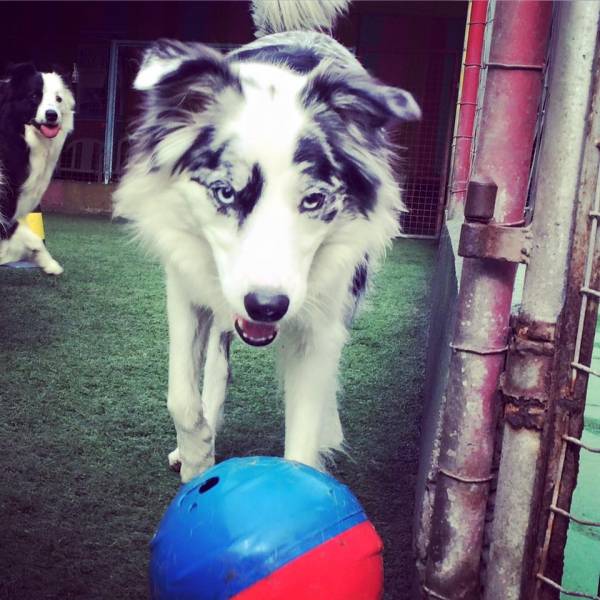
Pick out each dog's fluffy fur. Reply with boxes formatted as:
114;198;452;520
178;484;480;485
0;63;74;274
114;0;420;482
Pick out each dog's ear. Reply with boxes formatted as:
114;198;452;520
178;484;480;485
303;67;421;128
7;63;37;85
32;61;71;82
134;39;240;109
50;63;76;89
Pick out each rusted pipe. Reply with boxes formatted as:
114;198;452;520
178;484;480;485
423;2;553;599
447;0;488;218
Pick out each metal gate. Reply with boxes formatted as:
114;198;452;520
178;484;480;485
417;1;600;598
527;31;600;597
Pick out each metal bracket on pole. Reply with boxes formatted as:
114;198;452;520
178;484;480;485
458;179;533;262
459;222;532;263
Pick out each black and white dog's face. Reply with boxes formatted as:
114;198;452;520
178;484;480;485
3;63;74;139
119;40;419;345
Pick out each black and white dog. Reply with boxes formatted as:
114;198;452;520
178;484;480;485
114;0;420;482
0;63;74;274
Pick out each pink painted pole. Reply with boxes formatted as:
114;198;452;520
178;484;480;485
448;0;488;215
423;2;553;598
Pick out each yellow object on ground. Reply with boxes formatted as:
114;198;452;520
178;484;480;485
20;209;45;240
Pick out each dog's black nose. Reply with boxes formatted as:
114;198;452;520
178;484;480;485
45;110;58;123
244;291;290;322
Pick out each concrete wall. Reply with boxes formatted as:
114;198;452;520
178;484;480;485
414;219;462;577
41;181;114;216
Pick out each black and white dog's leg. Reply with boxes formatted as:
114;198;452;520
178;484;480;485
280;321;346;470
0;223;63;275
201;325;231;442
165;271;215;482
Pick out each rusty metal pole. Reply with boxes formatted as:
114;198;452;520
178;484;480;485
423;2;553;599
483;3;600;600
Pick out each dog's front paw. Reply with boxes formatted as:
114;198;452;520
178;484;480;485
42;259;64;275
167;447;215;482
180;456;215;483
168;447;182;472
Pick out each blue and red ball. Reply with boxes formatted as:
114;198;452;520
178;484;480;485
150;456;383;599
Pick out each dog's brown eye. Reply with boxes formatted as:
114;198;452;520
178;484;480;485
300;193;326;212
211;183;236;206
56;95;62;103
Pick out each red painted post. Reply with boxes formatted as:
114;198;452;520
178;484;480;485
447;0;488;216
423;2;553;598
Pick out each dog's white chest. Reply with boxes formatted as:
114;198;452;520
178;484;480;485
16;126;65;219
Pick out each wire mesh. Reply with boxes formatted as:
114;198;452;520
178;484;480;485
536;574;600;600
535;162;600;600
399;52;461;238
54;138;104;183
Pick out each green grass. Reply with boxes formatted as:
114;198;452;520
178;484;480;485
0;215;435;600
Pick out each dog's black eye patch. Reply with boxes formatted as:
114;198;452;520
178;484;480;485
293;136;334;183
299;192;326;213
230;44;320;74
236;164;264;223
192;164;263;225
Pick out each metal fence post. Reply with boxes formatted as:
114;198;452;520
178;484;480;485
482;3;600;599
423;2;552;598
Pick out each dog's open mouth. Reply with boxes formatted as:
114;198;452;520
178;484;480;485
32;121;61;139
234;317;278;347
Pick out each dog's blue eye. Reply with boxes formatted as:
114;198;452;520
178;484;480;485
211;184;236;205
300;193;326;212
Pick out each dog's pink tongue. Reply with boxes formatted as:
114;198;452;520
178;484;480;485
239;318;276;339
40;125;60;139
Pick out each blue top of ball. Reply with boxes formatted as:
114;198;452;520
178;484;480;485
150;456;367;599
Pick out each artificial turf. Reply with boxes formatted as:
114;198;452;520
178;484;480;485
0;214;435;600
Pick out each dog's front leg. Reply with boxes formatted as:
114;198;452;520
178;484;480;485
10;223;63;275
201;324;231;439
280;322;346;470
165;272;215;482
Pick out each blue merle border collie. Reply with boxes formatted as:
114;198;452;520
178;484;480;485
0;63;74;274
114;0;420;482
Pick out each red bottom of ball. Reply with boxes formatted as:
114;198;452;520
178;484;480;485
234;520;384;600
